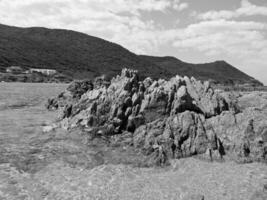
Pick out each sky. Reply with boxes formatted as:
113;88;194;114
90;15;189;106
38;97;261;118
0;0;267;84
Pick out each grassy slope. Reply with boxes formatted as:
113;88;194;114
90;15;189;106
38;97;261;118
0;23;262;85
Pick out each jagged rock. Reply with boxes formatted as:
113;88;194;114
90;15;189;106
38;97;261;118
67;80;93;98
110;131;134;147
62;104;72;118
126;115;145;132
132;111;209;162
94;75;111;88
46;98;59;110
206;92;267;162
46;80;94;111
48;68;267;164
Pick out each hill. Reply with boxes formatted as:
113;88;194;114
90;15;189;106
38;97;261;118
140;56;262;85
0;23;262;86
0;24;166;80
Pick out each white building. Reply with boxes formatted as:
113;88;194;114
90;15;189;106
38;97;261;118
28;68;57;76
6;66;23;73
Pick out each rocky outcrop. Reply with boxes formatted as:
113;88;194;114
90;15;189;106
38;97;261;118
206;92;267;162
46;80;94;111
48;69;267;165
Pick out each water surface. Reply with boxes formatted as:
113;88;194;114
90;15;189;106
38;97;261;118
0;83;266;200
0;82;67;136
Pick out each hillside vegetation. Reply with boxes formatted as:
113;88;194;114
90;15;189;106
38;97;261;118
140;56;262;85
0;23;262;86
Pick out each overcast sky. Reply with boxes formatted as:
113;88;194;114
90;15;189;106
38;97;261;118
0;0;267;84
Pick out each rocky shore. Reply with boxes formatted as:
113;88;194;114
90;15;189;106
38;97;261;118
0;74;267;199
47;69;267;165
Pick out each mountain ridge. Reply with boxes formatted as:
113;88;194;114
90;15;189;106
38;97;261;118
140;55;260;85
0;23;262;86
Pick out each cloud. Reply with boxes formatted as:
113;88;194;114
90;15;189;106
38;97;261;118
198;0;267;20
0;0;179;26
117;18;267;57
170;19;267;84
188;1;267;83
173;0;188;11
173;20;267;58
0;0;188;53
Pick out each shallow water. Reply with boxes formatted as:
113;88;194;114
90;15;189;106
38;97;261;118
0;82;67;136
0;83;68;174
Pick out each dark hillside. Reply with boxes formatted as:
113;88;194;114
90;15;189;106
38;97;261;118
0;24;166;80
0;23;262;85
140;56;262;85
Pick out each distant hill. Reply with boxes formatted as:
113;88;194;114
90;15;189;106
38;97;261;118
0;23;262;86
140;56;262;85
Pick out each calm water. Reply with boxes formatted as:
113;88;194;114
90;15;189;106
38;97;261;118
0;82;67;136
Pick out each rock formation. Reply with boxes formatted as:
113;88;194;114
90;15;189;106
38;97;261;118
47;69;267;165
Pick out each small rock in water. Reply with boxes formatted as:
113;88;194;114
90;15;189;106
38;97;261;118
42;124;57;133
